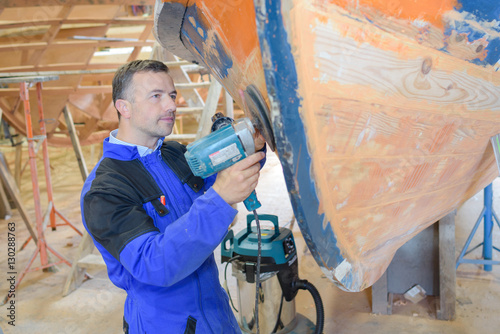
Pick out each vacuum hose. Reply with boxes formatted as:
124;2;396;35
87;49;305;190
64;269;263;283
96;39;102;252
293;279;324;334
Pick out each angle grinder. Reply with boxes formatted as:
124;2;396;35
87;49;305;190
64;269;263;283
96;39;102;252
184;112;262;211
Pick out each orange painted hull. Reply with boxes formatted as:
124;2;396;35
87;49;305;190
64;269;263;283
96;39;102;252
155;0;500;291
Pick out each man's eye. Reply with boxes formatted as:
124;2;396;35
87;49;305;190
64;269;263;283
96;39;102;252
152;94;161;98
170;95;177;100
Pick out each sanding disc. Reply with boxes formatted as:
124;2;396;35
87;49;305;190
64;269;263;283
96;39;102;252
243;84;276;151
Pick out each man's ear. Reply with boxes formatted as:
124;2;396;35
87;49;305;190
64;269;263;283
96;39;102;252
115;99;132;119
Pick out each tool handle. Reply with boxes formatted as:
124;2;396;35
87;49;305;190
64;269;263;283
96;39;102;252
246;213;279;237
243;190;261;211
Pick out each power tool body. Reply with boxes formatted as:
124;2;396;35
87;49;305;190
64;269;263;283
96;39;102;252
184;114;262;211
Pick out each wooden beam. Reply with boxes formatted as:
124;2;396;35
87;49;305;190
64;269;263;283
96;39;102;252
437;211;456;320
175;82;211;90
0;69;117;77
62;106;88;182
0;86;108;96
0;81;211;96
0;159;38;243
0;18;153;29
28;5;74;66
0;60;192;73
0;0;155;8
127;22;153;61
0;40;155;52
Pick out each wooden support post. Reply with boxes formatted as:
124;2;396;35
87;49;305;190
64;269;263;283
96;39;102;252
371;213;456;320
62;232;102;296
63;106;88;181
14;141;22;188
371;271;391;315
0;161;37;242
0;155;12;219
437;210;456;320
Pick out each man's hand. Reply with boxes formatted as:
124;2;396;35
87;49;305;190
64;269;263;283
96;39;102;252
212;151;265;205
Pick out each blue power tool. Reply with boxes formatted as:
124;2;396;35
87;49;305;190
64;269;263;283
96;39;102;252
184;113;262;211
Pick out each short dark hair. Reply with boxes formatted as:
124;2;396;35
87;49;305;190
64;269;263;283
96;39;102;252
112;60;170;118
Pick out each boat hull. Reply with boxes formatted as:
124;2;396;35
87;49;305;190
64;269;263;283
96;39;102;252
155;0;500;291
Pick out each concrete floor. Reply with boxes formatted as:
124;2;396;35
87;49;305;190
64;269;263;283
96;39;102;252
0;144;499;334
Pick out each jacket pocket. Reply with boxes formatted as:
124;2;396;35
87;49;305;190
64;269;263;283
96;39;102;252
183;316;197;334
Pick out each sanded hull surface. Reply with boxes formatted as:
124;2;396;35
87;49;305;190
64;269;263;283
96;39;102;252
155;0;500;291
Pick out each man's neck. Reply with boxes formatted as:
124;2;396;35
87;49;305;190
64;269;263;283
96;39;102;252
115;126;158;150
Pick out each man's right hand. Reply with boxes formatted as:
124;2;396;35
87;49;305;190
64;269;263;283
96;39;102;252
212;151;265;205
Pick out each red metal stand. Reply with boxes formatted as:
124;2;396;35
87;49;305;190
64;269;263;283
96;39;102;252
2;76;81;304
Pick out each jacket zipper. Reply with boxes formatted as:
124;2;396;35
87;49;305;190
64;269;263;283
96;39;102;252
195;271;216;334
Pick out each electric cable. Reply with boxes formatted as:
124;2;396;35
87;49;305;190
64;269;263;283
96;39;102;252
252;209;261;334
223;255;242;313
271;292;285;333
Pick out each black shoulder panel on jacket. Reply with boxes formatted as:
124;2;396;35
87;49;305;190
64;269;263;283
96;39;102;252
83;158;164;260
161;141;204;192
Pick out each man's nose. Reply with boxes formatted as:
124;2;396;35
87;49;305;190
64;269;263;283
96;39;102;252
165;96;176;112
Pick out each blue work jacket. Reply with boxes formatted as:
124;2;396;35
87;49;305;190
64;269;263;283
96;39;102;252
81;137;263;333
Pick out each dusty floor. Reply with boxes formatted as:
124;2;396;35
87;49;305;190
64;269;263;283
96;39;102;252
0;144;499;334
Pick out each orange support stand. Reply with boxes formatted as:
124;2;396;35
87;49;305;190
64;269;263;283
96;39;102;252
1;76;81;304
34;81;82;235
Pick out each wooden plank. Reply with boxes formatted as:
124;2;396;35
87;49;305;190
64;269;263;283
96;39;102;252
175;82;211;90
0;17;153;29
437;211;456;320
28;5;74;66
167;133;196;141
0;0;155;7
0;177;12;219
176;107;204;115
0;157;37;243
127;22;154;61
0;82;212;97
0;75;59;84
76;253;106;270
0;86;105;96
0;40;154;52
0;60;192;73
62;231;93;297
0;69;117;77
14;143;21;188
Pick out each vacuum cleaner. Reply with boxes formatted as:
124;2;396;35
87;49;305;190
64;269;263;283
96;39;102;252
221;214;324;334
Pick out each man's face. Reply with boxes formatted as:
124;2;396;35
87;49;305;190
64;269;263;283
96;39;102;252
126;71;177;143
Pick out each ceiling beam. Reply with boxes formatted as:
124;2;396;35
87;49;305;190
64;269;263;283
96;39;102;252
0;60;192;73
0;0;155;8
0;18;153;29
0;40;155;52
28;5;74;66
0;82;211;96
0;86;112;96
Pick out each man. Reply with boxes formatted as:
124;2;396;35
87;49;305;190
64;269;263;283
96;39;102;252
81;59;266;333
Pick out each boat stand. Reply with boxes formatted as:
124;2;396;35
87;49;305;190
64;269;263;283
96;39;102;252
456;183;500;271
371;212;456;320
0;76;82;305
